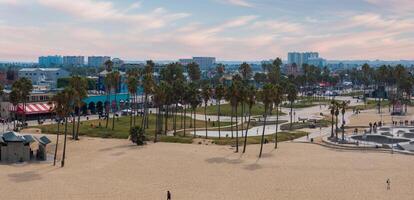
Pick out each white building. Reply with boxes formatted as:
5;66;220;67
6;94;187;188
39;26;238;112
18;68;70;88
63;56;84;67
88;56;111;67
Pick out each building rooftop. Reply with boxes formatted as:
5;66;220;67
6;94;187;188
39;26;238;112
19;68;62;72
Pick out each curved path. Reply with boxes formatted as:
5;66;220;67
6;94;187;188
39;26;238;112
191;96;362;138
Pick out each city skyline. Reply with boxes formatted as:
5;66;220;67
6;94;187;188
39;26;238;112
1;0;414;61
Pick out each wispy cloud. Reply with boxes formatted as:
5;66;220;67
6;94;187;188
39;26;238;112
218;0;254;7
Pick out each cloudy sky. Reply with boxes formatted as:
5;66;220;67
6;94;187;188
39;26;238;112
1;0;413;61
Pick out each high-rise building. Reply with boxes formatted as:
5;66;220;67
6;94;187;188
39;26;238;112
88;56;111;67
287;52;322;67
178;59;194;66
178;57;216;70
63;56;84;67
193;57;216;69
38;55;63;67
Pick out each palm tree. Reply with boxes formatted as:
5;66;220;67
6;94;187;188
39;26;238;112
330;101;336;139
104;73;112;129
51;92;65;166
242;85;256;153
215;84;225;139
259;83;273;158
201;84;212;139
286;84;298;129
142;61;155;130
335;106;340;139
11;78;33;128
153;83;166;143
273;84;283;149
341;101;347;141
61;87;75;167
126;75;138;130
111;71;121;130
69;76;88;140
189;83;201;137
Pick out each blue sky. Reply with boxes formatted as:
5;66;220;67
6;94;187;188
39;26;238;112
0;0;413;61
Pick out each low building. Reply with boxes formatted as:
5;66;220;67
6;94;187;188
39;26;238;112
0;132;33;163
18;68;70;88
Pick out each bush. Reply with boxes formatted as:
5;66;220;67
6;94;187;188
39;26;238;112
130;126;146;146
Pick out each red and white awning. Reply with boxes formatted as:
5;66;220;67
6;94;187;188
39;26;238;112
10;103;54;115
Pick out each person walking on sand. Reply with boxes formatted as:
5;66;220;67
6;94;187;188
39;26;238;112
167;191;171;200
386;179;391;190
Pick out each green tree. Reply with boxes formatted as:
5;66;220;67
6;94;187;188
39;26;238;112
273;84;283;149
201;84;212;139
259;83;274;158
215;84;225;139
242;85;256;153
69;76;88;140
286;84;298;129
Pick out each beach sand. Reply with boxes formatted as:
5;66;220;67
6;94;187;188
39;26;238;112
1;135;413;200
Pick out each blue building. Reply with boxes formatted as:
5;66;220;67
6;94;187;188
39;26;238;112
38;55;63;67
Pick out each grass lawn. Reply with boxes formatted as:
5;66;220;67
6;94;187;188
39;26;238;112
34;114;232;140
212;131;308;145
280;120;331;131
348;99;390;111
195;103;286;117
281;97;331;109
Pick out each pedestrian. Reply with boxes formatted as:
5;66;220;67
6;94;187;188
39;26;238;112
167;191;171;200
386;179;391;190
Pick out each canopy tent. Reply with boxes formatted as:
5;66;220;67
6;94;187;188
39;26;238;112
9;103;54;115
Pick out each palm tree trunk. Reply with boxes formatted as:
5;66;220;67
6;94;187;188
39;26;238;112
243;105;252;153
230;106;234;139
331;113;334;138
290;101;293;129
218;100;221;139
174;103;178;136
193;108;196;138
129;93;133;130
154;107;160;143
335;115;339;139
106;90;110;128
75;109;81;140
112;92;117;130
259;111;268;158
53;121;60;166
164;105;169;135
204;103;208;139
61;117;69;167
275;105;279;149
183;105;187;137
235;104;239;153
72;112;76;139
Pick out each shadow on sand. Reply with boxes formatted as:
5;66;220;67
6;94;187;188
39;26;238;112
8;171;42;183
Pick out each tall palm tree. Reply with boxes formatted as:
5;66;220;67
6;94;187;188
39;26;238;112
215;84;225;139
126;75;138;130
189;83;201;137
111;71;121;130
51;92;65;166
341;101;347;141
286;84;298;129
69;76;88;140
201;84;212;139
104;73;112;129
61;87;75;168
142;61;155;130
330;101;336;138
335;105;340;139
11;78;33;128
153;83;166;143
259;83;274;158
242;85;256;153
273;84;283;149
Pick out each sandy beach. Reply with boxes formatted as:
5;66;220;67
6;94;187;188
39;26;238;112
1;134;413;200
